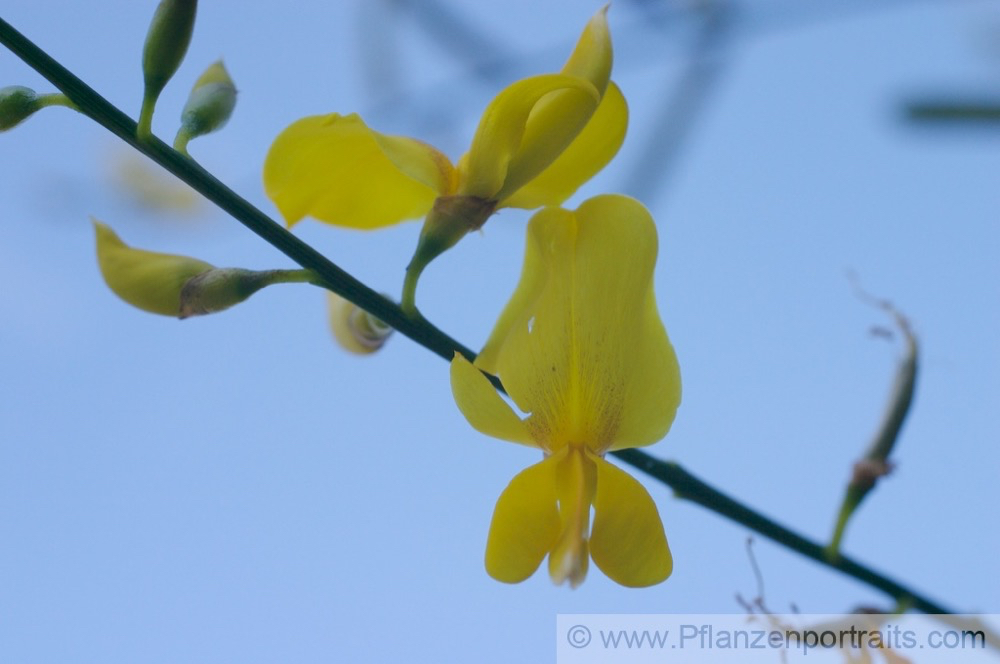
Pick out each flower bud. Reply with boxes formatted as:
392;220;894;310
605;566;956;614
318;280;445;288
139;0;198;138
174;60;237;152
327;292;393;355
1;87;77;131
94;219;213;316
0;86;40;131
95;221;320;317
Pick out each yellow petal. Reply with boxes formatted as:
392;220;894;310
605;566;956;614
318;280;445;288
561;6;613;96
450;353;534;446
262;113;445;229
476;205;574;440
492;82;601;201
458;74;598;200
489;7;615;202
589;455;672;587
474;212;547;376
485;454;561;583
94;219;213;317
484;195;680;452
548;448;597;588
371;132;456;195
607;279;682;450
501;82;627;210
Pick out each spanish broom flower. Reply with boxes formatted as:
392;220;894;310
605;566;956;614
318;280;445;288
94;220;321;318
263;7;628;315
449;194;681;587
94;219;213;316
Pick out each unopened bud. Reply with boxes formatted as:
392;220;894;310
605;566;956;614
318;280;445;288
0;86;40;131
174;60;237;152
94;219;213;316
1;87;77;131
139;0;198;138
327;292;394;355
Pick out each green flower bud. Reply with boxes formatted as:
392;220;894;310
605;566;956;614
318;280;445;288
139;0;198;139
1;87;78;131
0;86;40;131
94;219;213;316
174;60;237;153
327;292;394;355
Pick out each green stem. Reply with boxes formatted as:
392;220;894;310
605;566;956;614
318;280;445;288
172;126;192;156
0;16;968;619
255;268;325;287
0;16;473;364
400;259;425;319
36;92;77;111
828;487;863;556
613;450;952;613
137;90;156;141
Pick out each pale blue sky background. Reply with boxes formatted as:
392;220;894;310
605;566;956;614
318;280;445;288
1;1;998;662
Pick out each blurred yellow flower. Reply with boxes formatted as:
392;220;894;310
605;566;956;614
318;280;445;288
450;194;681;587
326;292;393;355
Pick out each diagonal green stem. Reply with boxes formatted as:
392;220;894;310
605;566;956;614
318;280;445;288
0;16;967;618
614;450;949;613
0;15;472;365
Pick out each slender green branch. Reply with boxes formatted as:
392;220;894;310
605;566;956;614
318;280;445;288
0;15;472;365
0;16;964;618
614;450;947;613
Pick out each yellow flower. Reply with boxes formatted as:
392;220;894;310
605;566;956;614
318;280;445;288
450;194;681;587
263;7;628;313
94;220;319;317
94;219;213;316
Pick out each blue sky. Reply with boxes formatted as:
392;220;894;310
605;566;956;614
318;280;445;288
1;1;998;662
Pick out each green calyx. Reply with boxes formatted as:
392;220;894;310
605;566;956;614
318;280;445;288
401;195;496;317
